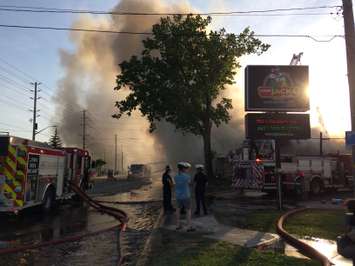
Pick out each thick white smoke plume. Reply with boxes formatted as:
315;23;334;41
54;0;249;170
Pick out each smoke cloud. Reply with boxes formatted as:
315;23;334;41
55;0;339;172
54;0;247;170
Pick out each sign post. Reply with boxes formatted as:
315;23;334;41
274;139;282;210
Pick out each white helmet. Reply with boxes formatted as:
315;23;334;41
177;162;191;168
195;164;204;169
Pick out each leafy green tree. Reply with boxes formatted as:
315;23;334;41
113;15;269;178
49;127;62;148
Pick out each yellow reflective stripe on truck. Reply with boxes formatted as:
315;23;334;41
15;145;27;207
17;157;26;167
4;183;16;198
3;182;22;207
8;145;16;156
3;144;24;207
5;157;16;172
3;168;21;188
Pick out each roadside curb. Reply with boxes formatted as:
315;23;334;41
136;207;164;266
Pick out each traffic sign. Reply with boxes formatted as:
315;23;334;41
346;131;355;145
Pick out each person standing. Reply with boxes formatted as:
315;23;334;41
337;199;355;264
194;165;208;215
174;162;195;231
162;165;175;214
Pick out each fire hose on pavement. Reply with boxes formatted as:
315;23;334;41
0;181;128;266
276;208;332;266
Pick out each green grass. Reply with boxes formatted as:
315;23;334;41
214;208;283;233
215;208;345;240
146;229;319;266
284;209;345;240
243;210;283;234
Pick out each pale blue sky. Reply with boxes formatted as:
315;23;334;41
0;0;350;143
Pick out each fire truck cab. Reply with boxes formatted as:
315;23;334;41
0;134;90;212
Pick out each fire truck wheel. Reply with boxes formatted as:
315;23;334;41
310;178;323;195
42;189;55;212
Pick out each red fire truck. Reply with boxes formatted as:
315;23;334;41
273;154;352;195
228;140;353;196
0;134;91;213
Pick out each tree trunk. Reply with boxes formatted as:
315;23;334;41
202;125;214;180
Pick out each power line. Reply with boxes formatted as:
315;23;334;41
37;131;51;138
0;57;37;83
1;94;31;107
0;121;29;131
0;5;340;16
0;98;28;112
0;95;28;109
0;23;344;42
0;24;152;35
0;82;31;97
0;73;30;91
37;113;52;122
0;57;56;97
0;129;32;133
255;34;343;42
40;96;52;103
204;13;334;17
39;84;55;97
0;64;32;84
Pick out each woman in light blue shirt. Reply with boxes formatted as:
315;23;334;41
174;162;195;232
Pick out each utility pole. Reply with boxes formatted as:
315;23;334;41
30;82;41;141
114;134;118;174
82;110;87;150
343;0;355;196
121;144;124;174
320;132;323;156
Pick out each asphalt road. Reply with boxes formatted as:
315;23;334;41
0;176;162;266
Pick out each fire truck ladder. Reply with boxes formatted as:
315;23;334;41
290;52;303;65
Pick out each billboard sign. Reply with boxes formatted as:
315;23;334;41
245;113;311;139
245;65;309;112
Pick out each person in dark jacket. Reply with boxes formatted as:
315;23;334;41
162;165;175;214
194;165;208;215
